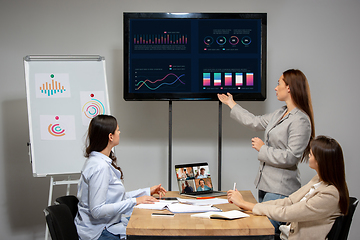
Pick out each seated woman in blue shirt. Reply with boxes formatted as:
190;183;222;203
75;115;167;240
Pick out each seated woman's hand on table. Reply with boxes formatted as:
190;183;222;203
135;184;167;204
150;184;167;197
136;195;158;204
227;189;244;206
227;189;255;211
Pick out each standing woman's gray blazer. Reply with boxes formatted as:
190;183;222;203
230;104;311;196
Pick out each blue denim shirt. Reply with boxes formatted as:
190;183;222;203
75;151;150;240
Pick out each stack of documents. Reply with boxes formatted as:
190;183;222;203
166;203;220;213
135;198;226;213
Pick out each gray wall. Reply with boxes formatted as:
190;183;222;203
1;0;359;239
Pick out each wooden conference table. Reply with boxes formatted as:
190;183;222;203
126;191;274;239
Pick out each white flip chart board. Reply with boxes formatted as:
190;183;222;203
24;55;110;177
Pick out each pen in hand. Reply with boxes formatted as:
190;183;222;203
228;182;237;205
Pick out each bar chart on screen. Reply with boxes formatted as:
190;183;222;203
202;72;255;89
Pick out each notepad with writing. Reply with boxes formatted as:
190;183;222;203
191;210;249;220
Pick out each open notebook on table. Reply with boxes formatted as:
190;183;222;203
191;210;250;220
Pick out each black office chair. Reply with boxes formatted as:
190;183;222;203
327;197;359;240
44;204;79;240
55;195;79;219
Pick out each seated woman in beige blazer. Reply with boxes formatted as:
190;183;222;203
227;135;349;240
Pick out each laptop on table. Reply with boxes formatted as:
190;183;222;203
175;162;227;198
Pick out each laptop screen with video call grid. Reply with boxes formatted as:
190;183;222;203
175;162;226;197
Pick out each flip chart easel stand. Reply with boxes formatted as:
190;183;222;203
47;176;79;206
45;176;79;240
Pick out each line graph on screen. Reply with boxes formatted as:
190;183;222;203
135;73;185;91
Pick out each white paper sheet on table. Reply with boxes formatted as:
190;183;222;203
176;198;229;206
134;200;177;210
166;203;221;213
134;200;221;213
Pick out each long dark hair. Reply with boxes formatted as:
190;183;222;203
85;115;123;179
310;136;349;214
283;69;315;162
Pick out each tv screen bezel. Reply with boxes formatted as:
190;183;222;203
123;12;267;101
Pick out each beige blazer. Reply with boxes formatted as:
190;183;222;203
252;175;341;240
230;104;311;196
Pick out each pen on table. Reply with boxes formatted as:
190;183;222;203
151;212;174;217
233;182;237;191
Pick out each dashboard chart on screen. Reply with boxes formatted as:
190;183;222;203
124;12;267;101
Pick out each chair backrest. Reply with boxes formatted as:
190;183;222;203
55;195;79;220
327;197;359;240
44;204;79;240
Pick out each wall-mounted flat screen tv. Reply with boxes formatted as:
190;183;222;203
123;12;267;101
